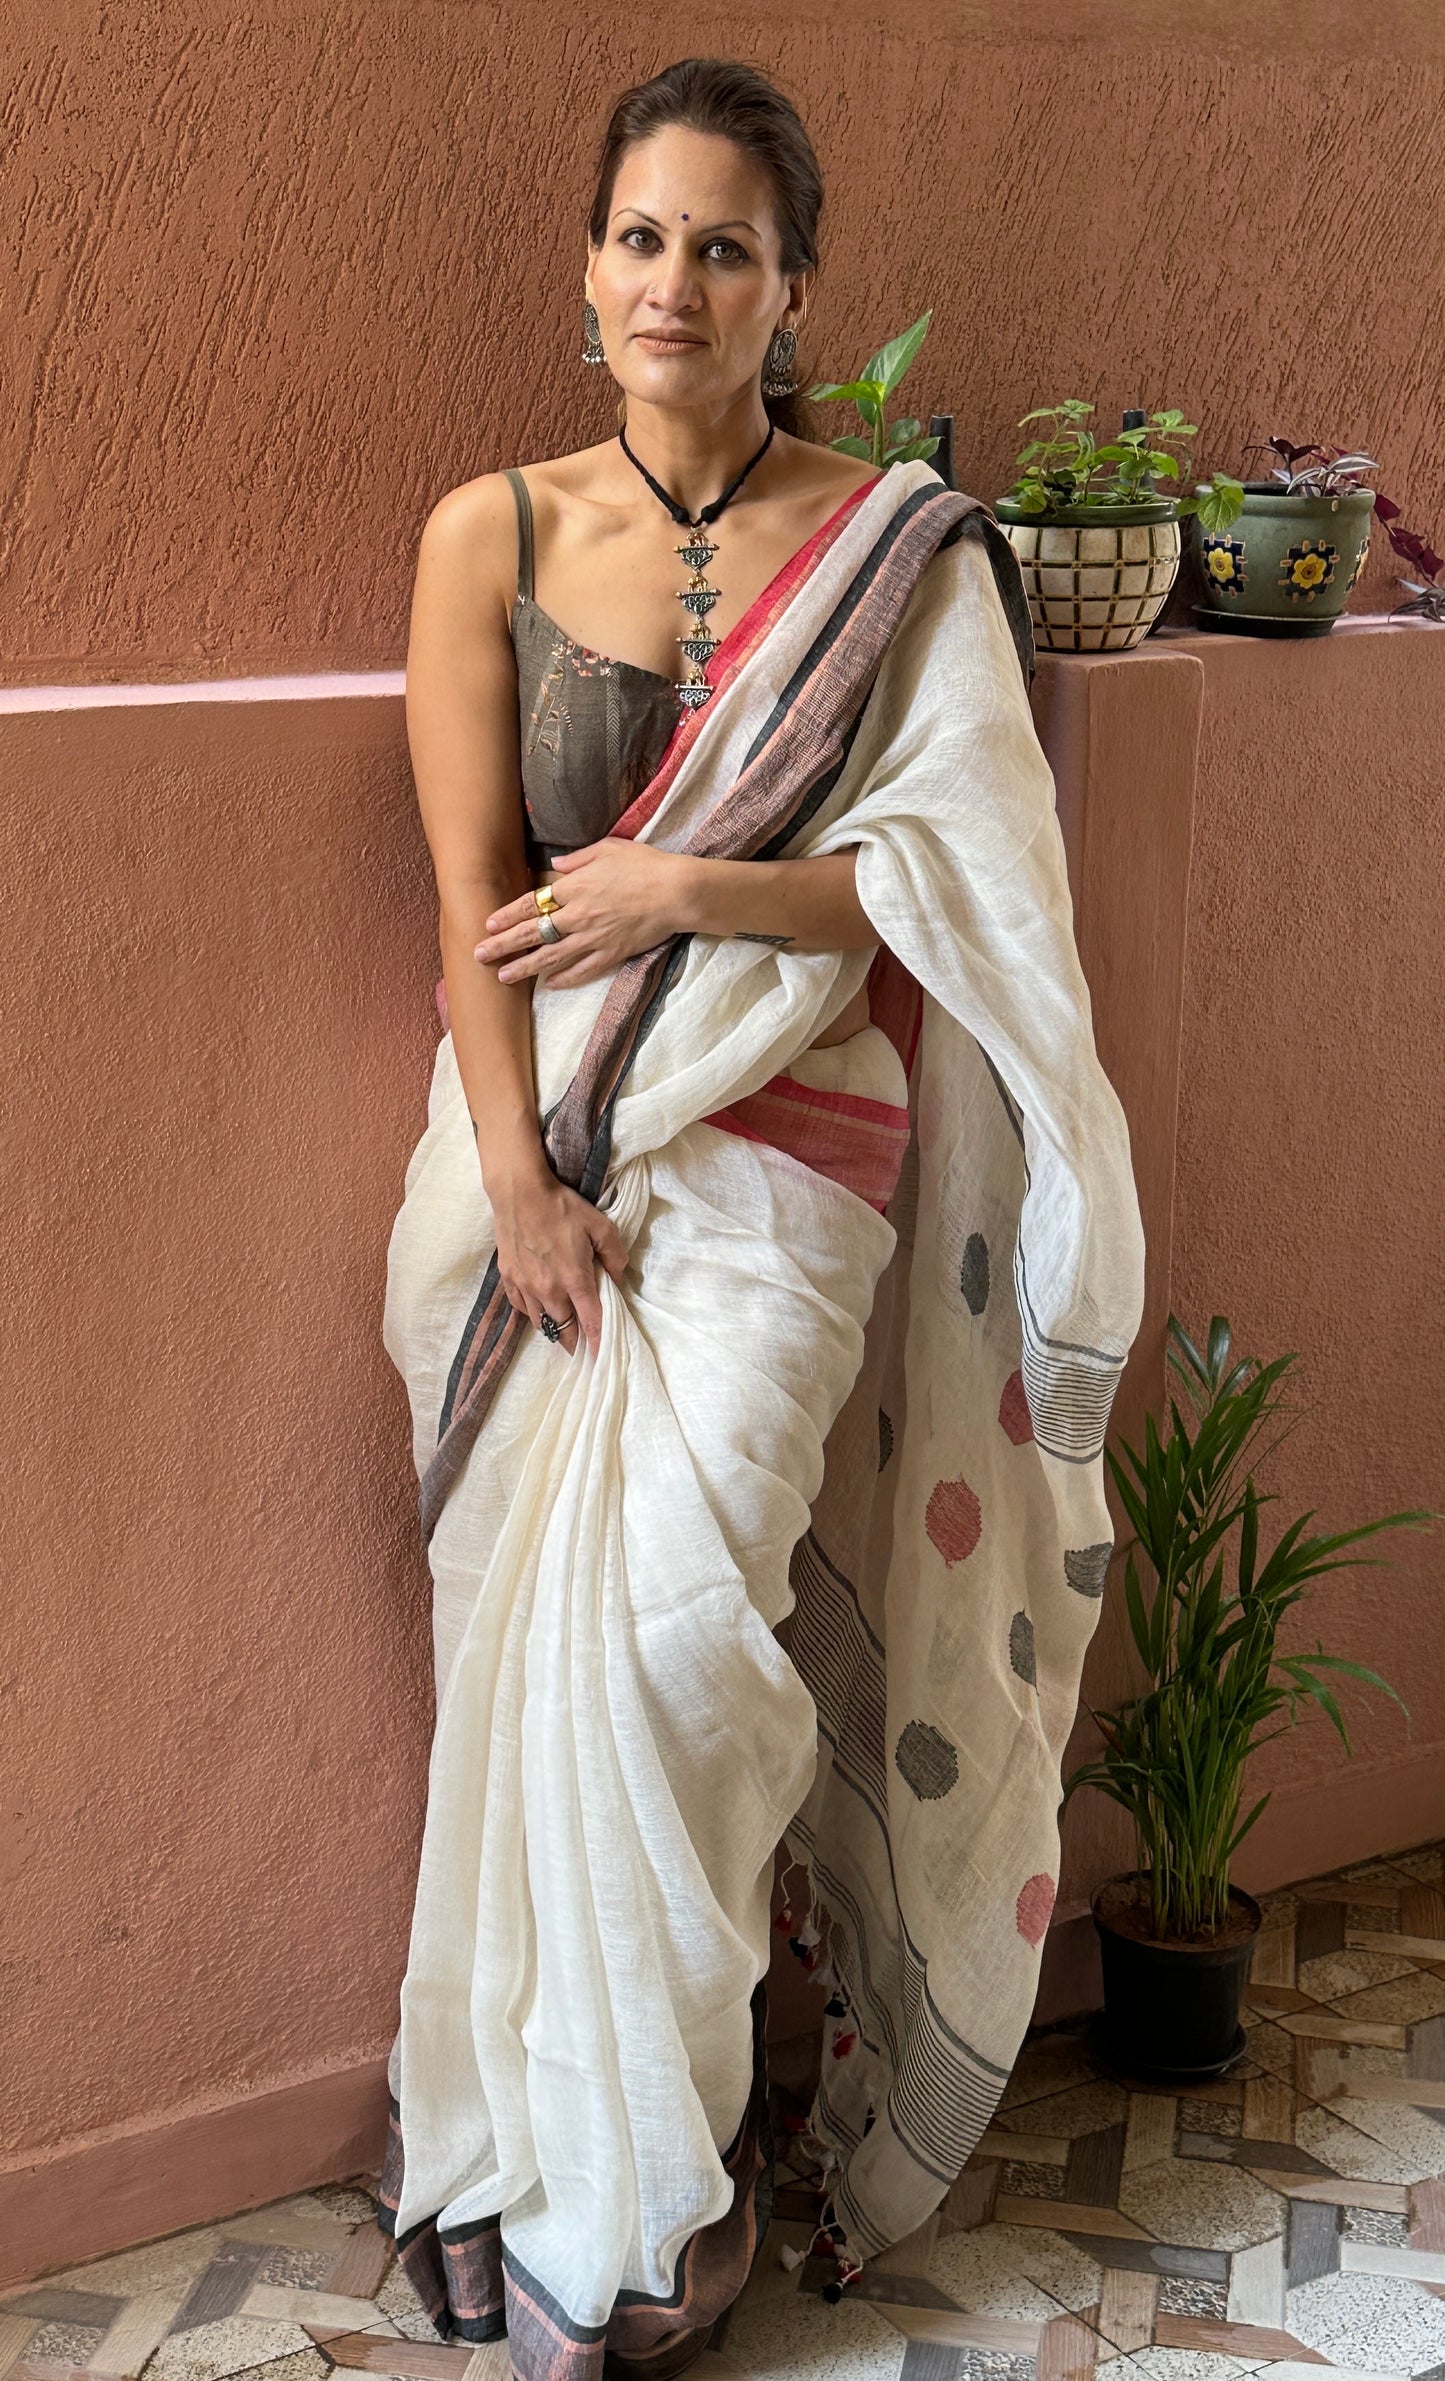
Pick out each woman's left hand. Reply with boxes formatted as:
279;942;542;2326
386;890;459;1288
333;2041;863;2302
474;839;696;989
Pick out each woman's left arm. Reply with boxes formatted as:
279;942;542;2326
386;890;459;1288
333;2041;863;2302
474;840;874;988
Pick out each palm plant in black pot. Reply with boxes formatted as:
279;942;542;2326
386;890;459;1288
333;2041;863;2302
1064;1314;1434;2085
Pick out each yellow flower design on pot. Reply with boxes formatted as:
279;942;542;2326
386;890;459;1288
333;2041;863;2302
1202;534;1246;591
1280;539;1338;601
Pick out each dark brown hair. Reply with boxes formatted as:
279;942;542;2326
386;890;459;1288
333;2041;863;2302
587;57;825;443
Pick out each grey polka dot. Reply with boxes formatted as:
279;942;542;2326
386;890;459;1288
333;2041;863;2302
1009;1609;1036;1685
959;1232;990;1316
1064;1542;1112;1597
894;1718;959;1800
878;1409;894;1471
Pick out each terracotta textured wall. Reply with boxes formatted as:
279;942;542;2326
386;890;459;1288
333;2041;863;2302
2;696;436;2168
1168;621;1445;1805
6;0;1444;2275
7;0;1444;681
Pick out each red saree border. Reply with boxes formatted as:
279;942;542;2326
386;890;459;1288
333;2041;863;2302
610;472;885;844
704;1071;911;1213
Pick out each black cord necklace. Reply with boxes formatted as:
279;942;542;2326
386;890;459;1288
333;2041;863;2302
618;420;775;711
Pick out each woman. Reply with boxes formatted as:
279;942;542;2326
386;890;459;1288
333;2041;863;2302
378;54;1146;2381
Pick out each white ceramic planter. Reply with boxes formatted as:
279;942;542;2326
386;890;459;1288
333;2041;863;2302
995;501;1181;652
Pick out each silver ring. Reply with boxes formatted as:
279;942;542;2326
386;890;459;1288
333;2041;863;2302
537;914;563;945
539;1308;574;1343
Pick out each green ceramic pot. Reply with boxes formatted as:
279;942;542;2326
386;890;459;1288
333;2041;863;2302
1191;483;1375;638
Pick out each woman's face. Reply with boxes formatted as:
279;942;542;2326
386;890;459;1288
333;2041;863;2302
586;124;811;412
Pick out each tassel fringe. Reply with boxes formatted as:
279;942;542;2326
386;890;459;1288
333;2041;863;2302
774;1835;874;2295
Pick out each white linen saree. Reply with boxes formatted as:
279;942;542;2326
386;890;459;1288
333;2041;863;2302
377;459;1146;2377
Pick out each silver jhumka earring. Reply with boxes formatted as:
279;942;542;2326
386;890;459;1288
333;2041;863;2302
761;325;798;397
581;300;605;367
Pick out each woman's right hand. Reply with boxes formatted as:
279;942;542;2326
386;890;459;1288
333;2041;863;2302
488;1159;630;1358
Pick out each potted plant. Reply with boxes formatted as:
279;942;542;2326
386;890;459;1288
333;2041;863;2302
1191;438;1379;636
994;401;1245;653
1373;494;1445;623
1064;1312;1433;2085
804;308;944;472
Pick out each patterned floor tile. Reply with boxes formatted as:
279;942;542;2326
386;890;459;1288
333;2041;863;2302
144;2310;318;2380
1345;2209;1413;2243
1005;2162;1069;2200
12;1838;1445;2381
1181;2102;1244;2140
304;2192;380;2227
1284;2265;1445;2370
997;2030;1103;2116
19;2317;109;2361
1157;2277;1231;2319
370;2263;434;2338
1298;1952;1421;2001
928;2220;1104;2318
1116;2157;1285;2250
0;2236;222;2308
720;2276;906;2378
251;2254;335;2292
227;2359;333;2381
1293;2104;1445;2187
999;2084;1131;2142
981;2132;1072;2165
1112;2350;1262;2381
1387;1851;1445;1886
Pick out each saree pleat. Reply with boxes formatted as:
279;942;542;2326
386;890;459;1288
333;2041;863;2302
379;461;1147;2363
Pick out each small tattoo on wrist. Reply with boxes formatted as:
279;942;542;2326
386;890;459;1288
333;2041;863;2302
732;930;794;947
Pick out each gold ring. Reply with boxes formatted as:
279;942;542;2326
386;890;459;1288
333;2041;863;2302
533;882;560;918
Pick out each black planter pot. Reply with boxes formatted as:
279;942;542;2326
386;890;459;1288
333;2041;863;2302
1089;1870;1263;2084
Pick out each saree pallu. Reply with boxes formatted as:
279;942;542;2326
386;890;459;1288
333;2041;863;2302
377;460;1147;2371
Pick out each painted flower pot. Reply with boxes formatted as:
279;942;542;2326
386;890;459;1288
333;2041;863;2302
1089;1870;1263;2084
994;498;1180;653
1191;483;1375;637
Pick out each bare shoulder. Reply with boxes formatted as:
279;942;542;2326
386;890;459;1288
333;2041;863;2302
409;470;530;652
418;469;521;573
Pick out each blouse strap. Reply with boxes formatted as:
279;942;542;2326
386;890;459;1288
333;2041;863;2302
502;467;534;601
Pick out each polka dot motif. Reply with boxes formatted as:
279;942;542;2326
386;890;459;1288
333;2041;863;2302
1009;1609;1036;1686
998;1369;1033;1445
1016;1872;1056;1945
925;1474;982;1566
895;1718;960;1800
878;1410;894;1472
1064;1542;1112;1598
959;1232;990;1316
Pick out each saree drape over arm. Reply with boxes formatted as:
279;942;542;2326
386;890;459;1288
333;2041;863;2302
377;460;1147;2373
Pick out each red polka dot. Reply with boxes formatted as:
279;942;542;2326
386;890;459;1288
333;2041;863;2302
925;1475;982;1566
1016;1872;1056;1945
998;1369;1033;1444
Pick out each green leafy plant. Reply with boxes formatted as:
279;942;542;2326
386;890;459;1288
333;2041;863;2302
1006;400;1246;531
1062;1313;1435;1942
804;309;941;471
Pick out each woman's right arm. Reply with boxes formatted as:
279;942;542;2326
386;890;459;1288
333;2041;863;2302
403;476;627;1356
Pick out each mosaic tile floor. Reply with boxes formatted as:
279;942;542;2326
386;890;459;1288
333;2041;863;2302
6;1839;1445;2381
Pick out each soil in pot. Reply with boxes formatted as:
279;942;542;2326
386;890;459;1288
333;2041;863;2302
1091;1872;1262;2085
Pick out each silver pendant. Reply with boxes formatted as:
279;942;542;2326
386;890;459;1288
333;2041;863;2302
674;528;721;706
678;627;719;670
